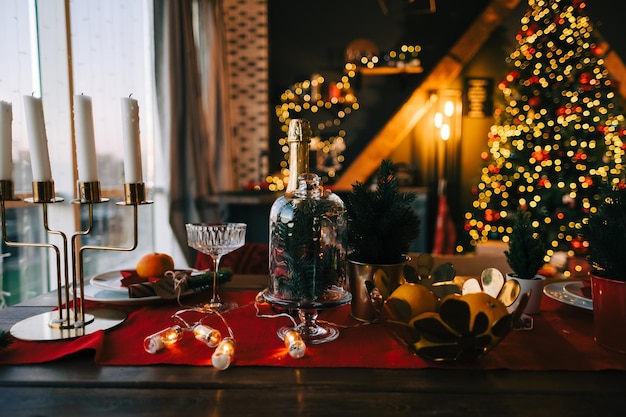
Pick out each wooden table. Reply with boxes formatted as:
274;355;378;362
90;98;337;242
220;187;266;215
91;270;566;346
1;275;625;417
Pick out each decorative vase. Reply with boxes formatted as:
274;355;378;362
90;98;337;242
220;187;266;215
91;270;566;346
347;255;410;322
266;172;350;344
506;273;545;315
590;273;626;354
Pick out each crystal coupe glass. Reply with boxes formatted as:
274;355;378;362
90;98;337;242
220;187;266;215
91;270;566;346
186;222;247;312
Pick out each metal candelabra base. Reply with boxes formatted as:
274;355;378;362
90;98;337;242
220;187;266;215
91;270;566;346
1;179;152;341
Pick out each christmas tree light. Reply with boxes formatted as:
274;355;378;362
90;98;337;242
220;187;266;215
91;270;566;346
465;0;626;259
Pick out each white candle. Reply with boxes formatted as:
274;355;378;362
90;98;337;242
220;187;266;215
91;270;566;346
23;95;53;182
121;97;143;183
0;101;13;181
73;94;99;182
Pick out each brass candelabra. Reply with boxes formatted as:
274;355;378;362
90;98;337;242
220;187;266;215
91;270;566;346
0;178;152;341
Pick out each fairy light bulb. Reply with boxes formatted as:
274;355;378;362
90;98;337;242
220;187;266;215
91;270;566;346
212;337;236;370
143;325;183;354
283;329;306;359
193;324;222;348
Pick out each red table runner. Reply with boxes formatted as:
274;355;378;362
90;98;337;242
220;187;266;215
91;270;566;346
1;289;626;370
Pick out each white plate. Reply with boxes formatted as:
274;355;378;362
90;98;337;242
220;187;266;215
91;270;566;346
563;281;592;303
543;281;593;311
80;280;164;304
90;269;198;293
89;270;133;292
84;269;196;304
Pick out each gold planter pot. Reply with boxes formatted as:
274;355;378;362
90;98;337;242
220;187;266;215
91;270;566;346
347;255;410;322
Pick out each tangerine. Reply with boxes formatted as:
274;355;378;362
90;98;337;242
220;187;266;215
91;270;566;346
136;253;175;278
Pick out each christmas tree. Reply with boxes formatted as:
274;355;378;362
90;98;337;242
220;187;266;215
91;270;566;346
465;0;626;258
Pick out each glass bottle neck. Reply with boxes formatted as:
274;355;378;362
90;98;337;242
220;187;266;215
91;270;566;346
287;140;309;193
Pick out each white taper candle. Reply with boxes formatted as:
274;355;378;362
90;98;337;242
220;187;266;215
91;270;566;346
0;101;13;181
23;95;53;182
73;94;99;182
121;96;143;183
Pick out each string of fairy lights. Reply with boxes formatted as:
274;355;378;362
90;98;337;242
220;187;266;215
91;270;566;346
265;44;422;191
269;73;358;190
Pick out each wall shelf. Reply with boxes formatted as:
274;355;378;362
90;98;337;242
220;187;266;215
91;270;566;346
355;66;424;75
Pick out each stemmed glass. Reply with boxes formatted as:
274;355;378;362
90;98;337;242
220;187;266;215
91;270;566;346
186;222;247;312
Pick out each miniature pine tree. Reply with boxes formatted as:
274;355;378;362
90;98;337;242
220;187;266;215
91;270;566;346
465;0;626;257
504;210;547;280
346;159;420;264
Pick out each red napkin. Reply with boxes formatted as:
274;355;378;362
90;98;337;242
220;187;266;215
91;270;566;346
119;270;187;287
120;270;156;286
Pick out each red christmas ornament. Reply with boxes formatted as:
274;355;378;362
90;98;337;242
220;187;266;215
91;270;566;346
571;237;583;251
484;209;500;222
528;96;541;107
592;44;605;57
488;164;500;174
579;72;592;84
532;150;549;161
573;150;587;161
506;70;519;81
527;76;540;84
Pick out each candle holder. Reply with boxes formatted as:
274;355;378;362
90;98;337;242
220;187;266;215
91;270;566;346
0;179;20;202
1;179;152;341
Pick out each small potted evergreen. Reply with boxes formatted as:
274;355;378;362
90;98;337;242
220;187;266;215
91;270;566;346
504;209;547;315
583;183;626;353
345;159;421;322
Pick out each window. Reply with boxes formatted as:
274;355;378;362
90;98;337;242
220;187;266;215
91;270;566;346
1;0;179;307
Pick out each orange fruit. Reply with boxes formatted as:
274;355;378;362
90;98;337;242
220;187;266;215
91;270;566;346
384;283;437;323
136;253;175;278
458;292;508;330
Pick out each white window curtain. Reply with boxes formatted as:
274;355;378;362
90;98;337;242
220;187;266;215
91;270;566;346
153;0;237;264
